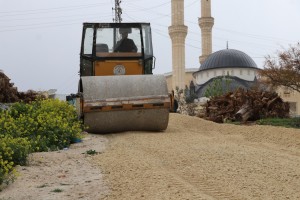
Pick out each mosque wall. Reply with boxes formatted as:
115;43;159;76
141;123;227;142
277;87;300;117
165;70;196;92
194;68;258;85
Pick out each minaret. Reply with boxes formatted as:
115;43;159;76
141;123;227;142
199;0;214;64
168;0;188;90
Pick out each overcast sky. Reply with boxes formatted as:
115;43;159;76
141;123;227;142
1;0;300;94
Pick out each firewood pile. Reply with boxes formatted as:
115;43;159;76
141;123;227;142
0;71;42;103
204;88;290;123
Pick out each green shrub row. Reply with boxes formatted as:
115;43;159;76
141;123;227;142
257;117;300;128
0;99;83;186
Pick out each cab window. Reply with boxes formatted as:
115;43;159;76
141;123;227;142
83;28;93;56
95;27;142;57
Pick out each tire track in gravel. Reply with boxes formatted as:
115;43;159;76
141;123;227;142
134;135;242;200
95;114;300;200
97;136;218;200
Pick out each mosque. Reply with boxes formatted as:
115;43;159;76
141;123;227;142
165;0;259;94
165;0;300;116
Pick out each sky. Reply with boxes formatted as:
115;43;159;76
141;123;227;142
0;0;300;94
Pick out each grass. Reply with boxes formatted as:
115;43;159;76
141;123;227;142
85;149;98;155
60;183;71;186
257;117;300;128
51;188;63;193
225;117;300;129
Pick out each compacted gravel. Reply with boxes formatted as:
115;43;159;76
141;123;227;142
1;113;300;200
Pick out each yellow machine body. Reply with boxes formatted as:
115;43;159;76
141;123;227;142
94;60;142;76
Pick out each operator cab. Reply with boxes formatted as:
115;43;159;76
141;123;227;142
80;23;155;76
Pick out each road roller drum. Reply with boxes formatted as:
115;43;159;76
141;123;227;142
80;75;170;133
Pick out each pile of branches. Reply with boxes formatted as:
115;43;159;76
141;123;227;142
0;71;42;103
204;88;290;123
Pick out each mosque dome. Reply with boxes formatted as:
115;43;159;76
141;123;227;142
199;49;258;71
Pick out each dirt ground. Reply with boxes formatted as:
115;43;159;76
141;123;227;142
1;113;300;200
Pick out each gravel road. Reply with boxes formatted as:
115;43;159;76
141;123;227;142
1;113;300;200
96;114;300;200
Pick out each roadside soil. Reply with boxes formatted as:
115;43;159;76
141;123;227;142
1;113;300;200
0;134;109;200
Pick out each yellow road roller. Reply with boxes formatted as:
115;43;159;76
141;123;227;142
76;23;174;133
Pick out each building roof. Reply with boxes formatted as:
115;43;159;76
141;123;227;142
197;49;258;72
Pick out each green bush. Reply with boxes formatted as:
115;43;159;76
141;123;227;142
0;99;84;186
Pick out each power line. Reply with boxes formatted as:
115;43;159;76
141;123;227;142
0;2;110;16
185;0;199;8
0;20;93;33
0;13;110;22
0;15;112;30
1;0;297;55
122;0;298;47
214;27;295;43
123;4;270;56
125;1;171;12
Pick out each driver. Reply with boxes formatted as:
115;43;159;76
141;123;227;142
114;28;138;52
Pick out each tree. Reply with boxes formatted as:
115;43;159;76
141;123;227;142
204;78;222;98
258;43;300;92
204;75;232;98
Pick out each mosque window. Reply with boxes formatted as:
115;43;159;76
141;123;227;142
206;72;209;77
231;70;234;75
247;70;250;75
222;70;225;75
240;70;243;75
214;70;217;76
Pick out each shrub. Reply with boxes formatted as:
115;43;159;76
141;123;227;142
0;99;84;186
0;136;17;186
0;99;83;151
6;136;32;166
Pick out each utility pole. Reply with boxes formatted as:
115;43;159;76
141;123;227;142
113;0;122;23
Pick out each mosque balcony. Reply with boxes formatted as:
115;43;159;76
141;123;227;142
168;25;188;39
198;17;214;29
